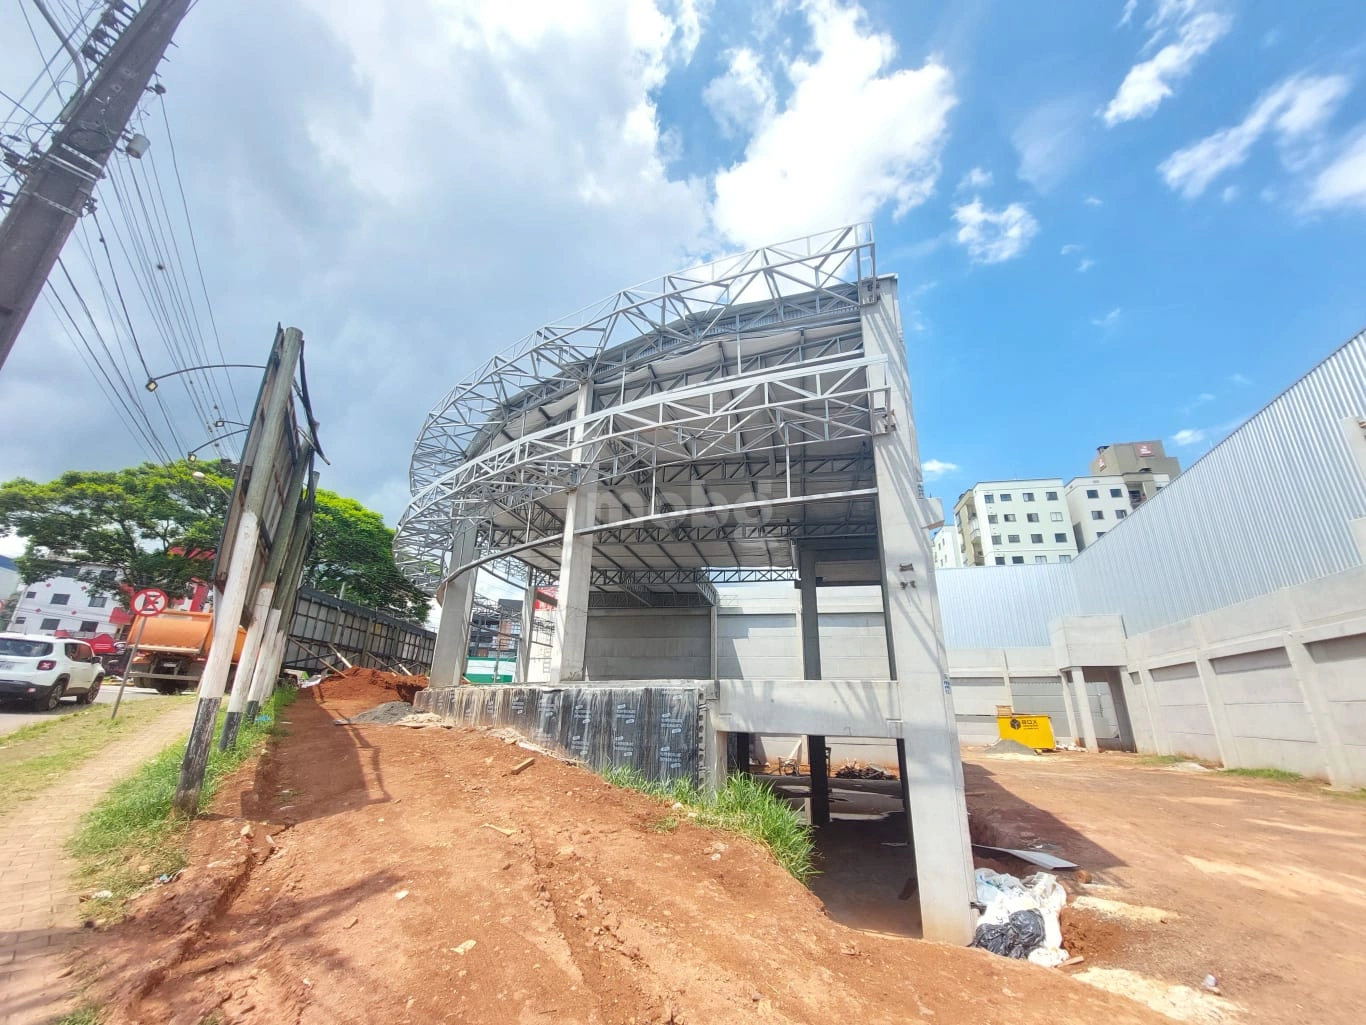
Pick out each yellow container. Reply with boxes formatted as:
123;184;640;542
997;713;1057;750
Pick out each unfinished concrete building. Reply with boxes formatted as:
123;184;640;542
395;225;977;943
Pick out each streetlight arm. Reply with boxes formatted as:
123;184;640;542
145;364;265;392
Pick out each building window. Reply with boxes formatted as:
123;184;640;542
1007;534;1020;543
1003;513;1017;523
1091;510;1104;521
1110;488;1123;498
79;621;98;633
987;514;998;524
1116;509;1128;519
1031;533;1043;544
991;534;1002;545
51;593;70;606
983;494;995;504
41;618;60;630
1026;512;1039;523
1022;492;1035;501
1060;554;1072;563
99;569;115;580
25;590;35;598
13;616;25;624
1086;488;1099;499
1046;490;1058;500
1054;533;1068;543
1000;493;1013;502
89;595;108;608
1096;531;1106;538
1011;556;1024;564
994;556;1005;565
1051;511;1063;522
1035;555;1048;564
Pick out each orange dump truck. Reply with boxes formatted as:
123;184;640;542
126;610;248;695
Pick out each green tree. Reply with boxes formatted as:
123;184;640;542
305;491;431;622
0;463;226;605
0;460;430;623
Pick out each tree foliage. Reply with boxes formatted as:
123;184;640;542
0;460;430;623
0;463;225;604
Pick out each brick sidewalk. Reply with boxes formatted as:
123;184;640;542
0;702;197;1025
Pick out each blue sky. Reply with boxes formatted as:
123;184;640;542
2;0;1365;544
654;0;1366;510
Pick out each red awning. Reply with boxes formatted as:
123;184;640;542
89;633;119;654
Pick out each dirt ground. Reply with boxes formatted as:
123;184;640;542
84;680;1179;1025
957;750;1366;1025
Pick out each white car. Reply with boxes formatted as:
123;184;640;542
0;634;105;711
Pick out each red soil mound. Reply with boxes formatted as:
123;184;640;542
312;666;428;707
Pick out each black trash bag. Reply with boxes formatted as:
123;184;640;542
971;909;1047;959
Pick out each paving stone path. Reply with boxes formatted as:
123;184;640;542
0;702;196;1025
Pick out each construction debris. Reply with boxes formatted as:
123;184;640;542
510;757;536;775
834;762;896;780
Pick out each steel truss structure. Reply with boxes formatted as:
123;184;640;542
396;224;892;603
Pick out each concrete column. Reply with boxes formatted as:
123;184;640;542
548;483;595;685
709;603;719;683
797;548;829;827
1137;666;1172;756
430;528;478;689
1058;672;1080;747
704;722;729;793
1282;598;1355;786
798;548;822;680
1189;618;1239;768
1069;669;1100;753
549;383;597;687
999;650;1015;710
515;576;537;684
862;282;976;946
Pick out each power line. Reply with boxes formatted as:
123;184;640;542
55;252;187;458
155;86;240;419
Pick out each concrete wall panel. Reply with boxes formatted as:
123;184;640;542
586;610;710;680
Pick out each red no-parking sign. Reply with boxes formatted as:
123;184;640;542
131;588;170;617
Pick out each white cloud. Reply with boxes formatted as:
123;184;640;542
1077;257;1096;272
1196;391;1215;403
1060;242;1082;254
1092;307;1122;328
1013;96;1088;191
704;47;774;138
922;459;959;480
952;199;1040;264
1159;73;1352;198
1172;427;1207;446
1229;372;1251;385
1307;129;1366;211
711;0;957;247
1119;0;1139;28
1221;184;1239;202
1102;1;1232;127
958;166;993;191
1083;194;1104;206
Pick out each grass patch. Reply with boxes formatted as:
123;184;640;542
1221;767;1304;782
68;687;297;919
54;1003;102;1025
0;696;193;817
1137;754;1187;765
603;766;816;883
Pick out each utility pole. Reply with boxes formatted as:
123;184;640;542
0;0;193;371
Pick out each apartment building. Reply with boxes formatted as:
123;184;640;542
932;525;965;569
951;480;1080;566
1090;440;1180;505
7;571;132;638
1065;472;1172;549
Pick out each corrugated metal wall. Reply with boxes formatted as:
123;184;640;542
936;564;1079;648
936;330;1366;645
1073;330;1366;634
